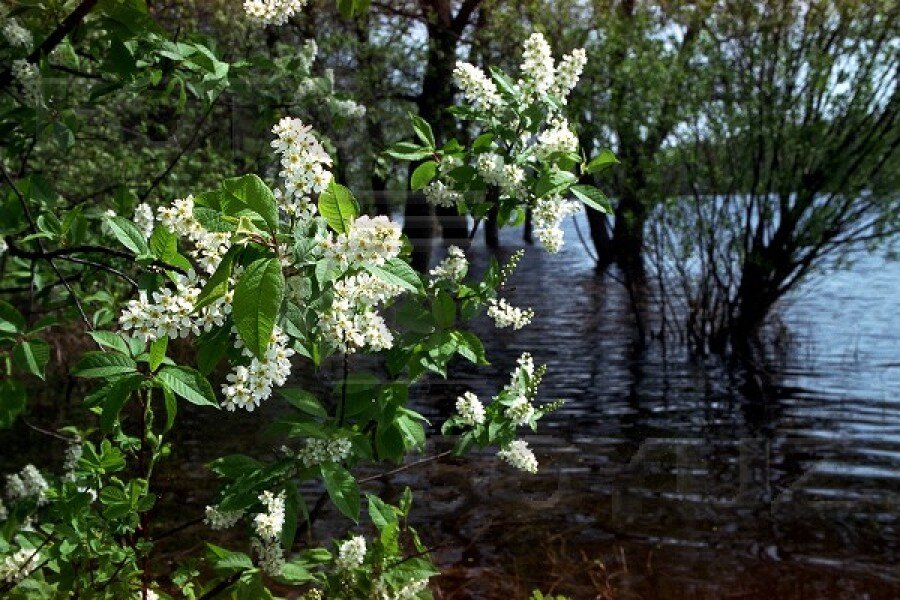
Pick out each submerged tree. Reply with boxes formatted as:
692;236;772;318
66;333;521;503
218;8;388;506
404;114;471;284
651;0;900;355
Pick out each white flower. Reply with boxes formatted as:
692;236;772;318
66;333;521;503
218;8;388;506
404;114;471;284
534;117;578;160
11;59;40;107
243;0;308;26
133;203;155;238
0;548;41;584
456;391;485;426
2;18;31;48
63;440;82;481
204;505;244;530
0;238;7;256
552;48;587;103
498;440;538;474
423;180;463;208
333;98;366;119
532;193;581;253
505;395;535;425
5;465;48;505
0;498;7;521
487;298;534;330
253;490;286;542
321;215;402;268
251;537;285;576
295;437;352;468
429;246;468;282
270;117;333;218
221;326;295;411
453;61;503;112
336;536;366;571
518;33;555;101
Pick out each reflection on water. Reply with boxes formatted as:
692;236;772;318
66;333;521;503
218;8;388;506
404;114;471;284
4;217;898;598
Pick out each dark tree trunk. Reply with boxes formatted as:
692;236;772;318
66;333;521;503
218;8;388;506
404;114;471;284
485;203;499;248
523;208;534;244
402;1;481;270
371;172;390;217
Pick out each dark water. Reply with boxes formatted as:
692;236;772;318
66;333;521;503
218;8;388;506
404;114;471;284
5;216;899;599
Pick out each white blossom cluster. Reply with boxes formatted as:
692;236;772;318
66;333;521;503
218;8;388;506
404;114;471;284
335;535;366;571
251;490;286;575
0;238;8;257
243;0;308;26
63;440;82;481
11;59;40;107
2;18;31;48
476;153;527;200
532;193;582;253
320;272;402;353
271;117;333;218
0;548;41;584
505;394;535;425
534;117;579;160
423;180;463;208
455;391;485;426
498;440;538;474
221;326;295;412
5;465;48;505
204;505;244;530
518;33;555;101
319;215;402;269
133;203;155;239
452;61;502;112
551;48;587;102
487;297;534;330
157;195;233;274
429;245;468;283
296;437;352;468
119;272;231;342
333;98;367;119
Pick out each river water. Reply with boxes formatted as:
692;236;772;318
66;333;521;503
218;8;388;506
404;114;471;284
4;216;898;599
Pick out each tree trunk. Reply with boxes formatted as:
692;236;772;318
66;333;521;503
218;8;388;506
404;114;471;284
485;203;499;248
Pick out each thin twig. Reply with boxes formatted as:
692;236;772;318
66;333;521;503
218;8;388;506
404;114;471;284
358;450;453;484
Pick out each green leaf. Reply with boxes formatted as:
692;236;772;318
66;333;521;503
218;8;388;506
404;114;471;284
0;380;26;428
73;352;138;378
320;463;360;522
232;257;285;359
453;330;488;365
12;339;50;379
363;261;419;293
432;291;456;329
157;366;218;407
208;454;263;479
367;494;397;530
384;142;433;161
280;389;327;418
222;174;279;234
161;384;177;433
0;300;25;334
105;216;150;255
570;185;612;214
88;331;132;355
317;182;359;234
584;149;620;175
472;133;494;152
194;246;237;312
148;335;168;372
489;66;519;98
410;161;438;191
535;169;578;198
101;374;143;433
409;113;435;149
